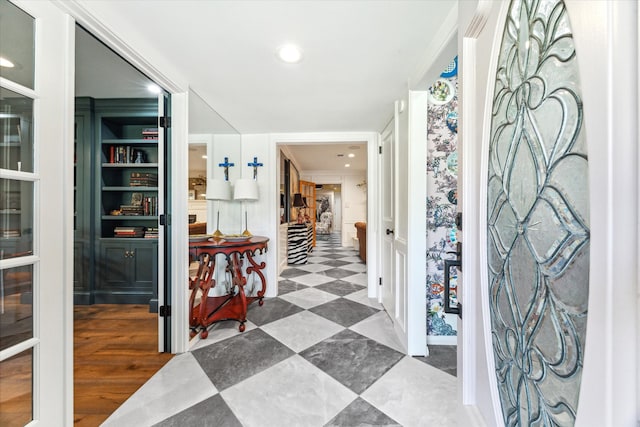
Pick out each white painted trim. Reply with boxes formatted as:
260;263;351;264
0;337;39;362
0;255;39;270
61;13;76;426
376;125;387;303
0;169;39;181
459;0;492;411
460;35;479;408
568;1;639;424
169;92;190;354
475;1;510;425
407;90;428;356
52;0;186;94
0;77;37;99
157;95;167;352
427;335;457;346
270;132;379;298
637;2;640;419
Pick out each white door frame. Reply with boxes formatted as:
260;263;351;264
458;1;639;425
269;132;379;298
50;1;192;355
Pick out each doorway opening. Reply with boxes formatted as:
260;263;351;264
73;24;171;424
279;143;367;251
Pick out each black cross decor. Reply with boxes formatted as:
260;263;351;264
218;157;235;181
248;157;264;179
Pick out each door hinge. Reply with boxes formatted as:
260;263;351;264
159;305;171;317
379;277;382;286
378;146;382;154
159;214;171;226
159;116;171;128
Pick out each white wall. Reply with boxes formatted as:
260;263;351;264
207;134;242;235
238;134;278;297
334;191;342;231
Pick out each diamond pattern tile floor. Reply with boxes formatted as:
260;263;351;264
103;233;457;426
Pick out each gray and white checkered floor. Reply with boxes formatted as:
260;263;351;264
103;233;457;427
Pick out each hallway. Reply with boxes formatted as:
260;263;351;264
103;234;457;426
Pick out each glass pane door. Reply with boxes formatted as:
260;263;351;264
0;1;36;425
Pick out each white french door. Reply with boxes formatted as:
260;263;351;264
459;0;639;425
0;0;73;424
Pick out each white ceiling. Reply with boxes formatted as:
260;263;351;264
284;143;367;173
71;1;456;176
73;0;457;134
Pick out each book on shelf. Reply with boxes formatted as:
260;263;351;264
113;226;145;238
119;205;144;216
129;172;158;187
144;227;159;238
142;127;158;140
142;196;158;216
0;229;21;238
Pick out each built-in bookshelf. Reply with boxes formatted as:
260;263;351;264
94;100;159;307
98;112;159;239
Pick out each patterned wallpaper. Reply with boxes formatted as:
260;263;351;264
426;58;458;337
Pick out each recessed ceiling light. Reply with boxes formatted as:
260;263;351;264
0;57;15;68
147;83;161;94
201;155;207;159
348;153;355;158
345;163;350;168
277;44;303;64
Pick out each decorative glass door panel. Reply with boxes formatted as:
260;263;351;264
486;0;589;425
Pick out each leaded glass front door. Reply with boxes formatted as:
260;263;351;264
486;0;590;424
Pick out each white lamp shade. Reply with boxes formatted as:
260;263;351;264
233;178;259;201
206;179;231;200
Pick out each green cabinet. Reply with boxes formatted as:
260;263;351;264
97;240;158;305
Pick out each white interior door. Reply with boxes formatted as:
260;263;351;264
380;118;396;321
380;100;414;353
459;1;639;425
157;93;168;352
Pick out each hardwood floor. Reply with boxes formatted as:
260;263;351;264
74;304;172;426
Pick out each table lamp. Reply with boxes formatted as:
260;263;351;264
233;178;259;236
292;193;305;224
206;179;231;238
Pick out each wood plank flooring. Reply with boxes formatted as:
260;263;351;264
74;304;172;426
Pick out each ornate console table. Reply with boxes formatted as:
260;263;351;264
188;236;268;338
